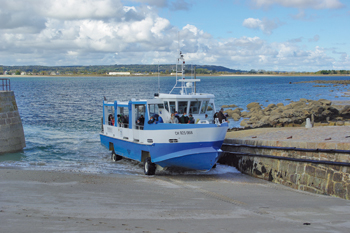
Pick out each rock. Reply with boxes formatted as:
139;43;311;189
290;101;306;109
318;99;332;106
281;109;295;118
300;98;307;102
221;105;229;108
231;108;241;115
240;119;248;127
269;114;281;122
231;113;241;121
276;103;284;107
207;106;213;111
229;104;238;108
340;105;350;116
247;102;260;110
336;121;344;126
267;104;276;109
241;111;250;118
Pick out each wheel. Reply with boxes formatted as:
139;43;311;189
111;150;122;162
144;157;156;175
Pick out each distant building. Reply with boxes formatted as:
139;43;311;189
21;72;26;75
108;72;131;75
170;72;182;75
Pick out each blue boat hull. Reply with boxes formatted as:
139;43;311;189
100;134;224;171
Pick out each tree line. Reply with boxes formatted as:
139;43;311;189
0;65;349;76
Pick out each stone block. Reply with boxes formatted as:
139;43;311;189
337;143;350;150
333;173;343;182
325;143;337;150
7;112;14;118
305;165;316;176
0;119;5;125
315;168;327;179
317;142;327;150
303;186;318;194
309;176;324;190
288;163;297;174
299;174;309;185
306;142;317;149
338;154;350;163
296;164;305;173
319;153;330;161
334;182;346;199
290;174;297;184
0;139;9;147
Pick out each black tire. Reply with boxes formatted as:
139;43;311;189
144;157;156;175
111;150;122;162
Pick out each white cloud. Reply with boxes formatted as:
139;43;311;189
251;0;344;9
0;0;346;71
242;17;282;34
308;35;320;42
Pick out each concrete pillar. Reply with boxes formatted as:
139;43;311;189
0;91;26;154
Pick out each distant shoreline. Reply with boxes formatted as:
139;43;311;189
1;74;350;78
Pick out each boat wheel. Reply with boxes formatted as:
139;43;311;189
111;150;122;162
144;157;156;175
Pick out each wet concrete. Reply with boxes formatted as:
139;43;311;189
0;168;349;232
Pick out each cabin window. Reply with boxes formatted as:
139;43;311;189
189;101;200;114
135;104;145;128
200;100;209;114
104;106;115;125
117;106;129;128
148;104;159;117
206;103;214;118
164;101;169;112
169;101;176;113
178;101;188;114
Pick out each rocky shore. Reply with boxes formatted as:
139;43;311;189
223;99;350;129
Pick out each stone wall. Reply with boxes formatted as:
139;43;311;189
220;138;350;200
0;91;26;153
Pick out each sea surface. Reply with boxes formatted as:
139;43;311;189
1;75;349;175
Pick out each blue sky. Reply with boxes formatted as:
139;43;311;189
0;0;349;71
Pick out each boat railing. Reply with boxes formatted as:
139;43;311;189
135;125;144;130
119;123;129;128
0;78;10;91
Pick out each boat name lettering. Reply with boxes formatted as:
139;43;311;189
175;131;193;135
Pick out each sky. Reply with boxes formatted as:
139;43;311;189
0;0;349;71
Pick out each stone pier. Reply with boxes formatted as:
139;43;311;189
221;127;350;200
0;90;26;154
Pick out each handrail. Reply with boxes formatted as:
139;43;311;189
0;78;10;91
222;143;350;154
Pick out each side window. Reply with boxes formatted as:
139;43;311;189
169;101;176;113
164;101;169;112
189;101;200;114
200;100;209;114
117;106;129;128
104;106;115;125
135;104;145;125
206;103;214;118
148;104;159;117
178;101;188;114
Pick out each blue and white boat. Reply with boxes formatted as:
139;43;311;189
100;51;228;175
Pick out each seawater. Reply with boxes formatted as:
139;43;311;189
1;75;349;175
